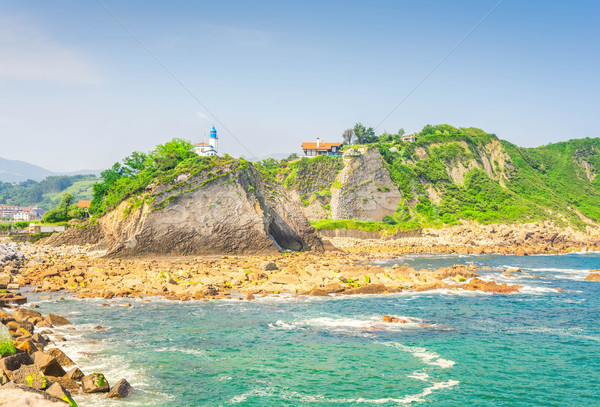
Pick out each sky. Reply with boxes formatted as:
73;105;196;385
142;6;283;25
0;0;598;172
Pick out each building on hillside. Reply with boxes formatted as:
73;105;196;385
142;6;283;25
401;135;417;143
301;138;343;157
1;205;44;221
194;126;218;156
14;212;35;222
77;200;92;217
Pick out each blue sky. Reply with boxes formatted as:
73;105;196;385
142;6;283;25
0;0;598;171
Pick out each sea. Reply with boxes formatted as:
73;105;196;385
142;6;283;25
27;253;600;406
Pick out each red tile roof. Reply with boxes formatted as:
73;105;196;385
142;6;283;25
301;142;342;150
77;200;91;208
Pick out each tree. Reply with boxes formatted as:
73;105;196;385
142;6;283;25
342;129;354;144
42;193;85;223
353;123;377;144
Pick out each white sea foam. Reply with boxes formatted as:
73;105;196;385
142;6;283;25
229;379;459;405
408;371;430;381
381;341;456;369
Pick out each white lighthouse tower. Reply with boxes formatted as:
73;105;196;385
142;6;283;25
209;125;218;153
194;125;218;156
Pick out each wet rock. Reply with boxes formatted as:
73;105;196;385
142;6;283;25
46;382;78;406
45;348;75;367
464;278;521;294
44;314;71;326
81;372;109;393
65;367;84;382
46;375;79;391
245;293;255;301
33;351;66;377
14;308;43;322
585;272;600;282
303;288;329;297
107;378;133;398
11;364;49;389
344;283;388;295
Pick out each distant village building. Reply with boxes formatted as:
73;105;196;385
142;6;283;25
0;205;44;221
401;135;417;143
301;138;343;157
194;126;219;157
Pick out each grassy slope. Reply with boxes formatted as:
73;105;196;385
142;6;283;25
314;134;600;232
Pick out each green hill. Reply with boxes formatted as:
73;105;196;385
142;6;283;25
0;175;98;210
81;127;599;234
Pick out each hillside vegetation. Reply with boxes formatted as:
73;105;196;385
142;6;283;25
78;126;599;237
0;175;97;210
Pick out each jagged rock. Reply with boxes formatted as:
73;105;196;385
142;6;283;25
11;364;49;389
0;384;66;406
65;367;84;382
14;309;43;322
45;349;74;367
44;314;71;326
46;382;78;406
81;373;109;393
44;163;324;256
0;351;33;372
32;352;66;377
16;339;38;355
107;378;133;398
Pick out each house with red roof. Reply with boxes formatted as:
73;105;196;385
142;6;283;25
301;138;343;157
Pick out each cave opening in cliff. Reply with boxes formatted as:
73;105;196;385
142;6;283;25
268;219;304;252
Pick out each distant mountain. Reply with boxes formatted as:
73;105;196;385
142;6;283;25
0;156;100;183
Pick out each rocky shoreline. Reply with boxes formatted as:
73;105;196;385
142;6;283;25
1;225;599;405
0;306;132;406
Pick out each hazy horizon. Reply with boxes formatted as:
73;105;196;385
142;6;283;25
1;0;598;172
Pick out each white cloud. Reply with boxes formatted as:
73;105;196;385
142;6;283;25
196;112;208;119
0;17;101;84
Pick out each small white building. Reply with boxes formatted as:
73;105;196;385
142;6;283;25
194;126;218;156
401;135;417;143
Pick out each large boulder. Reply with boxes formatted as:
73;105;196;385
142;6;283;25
10;364;49;389
45;349;74;367
81;373;109;393
107;378;133;398
46;382;78;406
65;367;84;382
0;352;33;373
33;352;66;377
44;314;71;327
0;383;65;406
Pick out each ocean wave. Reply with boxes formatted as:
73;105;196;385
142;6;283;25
268;316;425;332
228;379;459;405
381;341;456;369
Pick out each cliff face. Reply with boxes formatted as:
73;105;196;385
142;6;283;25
47;162;323;257
284;136;600;228
330;148;402;220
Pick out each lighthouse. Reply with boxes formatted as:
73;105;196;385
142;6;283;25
209;125;218;153
193;125;219;156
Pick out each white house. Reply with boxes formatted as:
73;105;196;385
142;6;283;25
195;126;218;156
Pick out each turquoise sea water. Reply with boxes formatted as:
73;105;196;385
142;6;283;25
28;253;600;406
